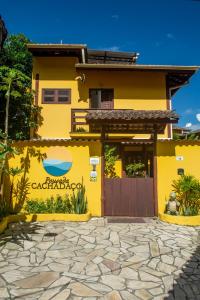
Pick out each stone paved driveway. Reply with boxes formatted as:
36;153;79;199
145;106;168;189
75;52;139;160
0;218;200;300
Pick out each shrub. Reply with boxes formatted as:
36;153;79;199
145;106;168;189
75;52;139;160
125;162;145;177
71;184;88;214
172;175;200;216
24;184;88;214
104;145;119;178
75;127;86;132
25;195;72;214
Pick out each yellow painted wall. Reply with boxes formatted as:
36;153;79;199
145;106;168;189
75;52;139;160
157;141;200;214
8;141;102;216
81;70;167;110
33;57;82;139
33;57;169;139
7;139;200;218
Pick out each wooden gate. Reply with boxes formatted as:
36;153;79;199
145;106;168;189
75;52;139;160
104;178;154;217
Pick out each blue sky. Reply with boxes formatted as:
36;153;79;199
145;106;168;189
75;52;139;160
1;0;200;129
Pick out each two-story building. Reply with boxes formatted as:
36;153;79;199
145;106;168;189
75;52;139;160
17;44;198;218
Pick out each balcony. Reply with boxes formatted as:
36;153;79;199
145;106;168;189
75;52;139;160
70;109;102;139
71;109;90;133
70;108;178;140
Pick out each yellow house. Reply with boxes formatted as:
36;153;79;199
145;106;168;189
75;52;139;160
10;44;197;218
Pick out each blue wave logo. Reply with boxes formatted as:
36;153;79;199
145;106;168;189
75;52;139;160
43;159;72;176
42;148;73;177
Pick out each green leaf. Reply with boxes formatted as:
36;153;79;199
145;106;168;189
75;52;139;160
11;90;21;98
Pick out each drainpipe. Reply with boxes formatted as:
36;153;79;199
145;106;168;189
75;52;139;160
81;48;86;64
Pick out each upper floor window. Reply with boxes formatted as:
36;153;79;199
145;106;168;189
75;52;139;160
42;89;71;104
89;89;114;109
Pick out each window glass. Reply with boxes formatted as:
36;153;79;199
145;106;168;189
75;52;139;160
58;90;70;103
43;90;55;102
42;89;71;103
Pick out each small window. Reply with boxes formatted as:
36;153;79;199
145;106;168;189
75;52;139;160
43;90;55;103
89;89;114;109
42;89;71;104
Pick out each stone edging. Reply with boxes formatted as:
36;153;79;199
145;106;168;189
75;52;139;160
0;212;91;234
159;213;200;226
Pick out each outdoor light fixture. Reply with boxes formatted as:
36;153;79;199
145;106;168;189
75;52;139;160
89;157;100;182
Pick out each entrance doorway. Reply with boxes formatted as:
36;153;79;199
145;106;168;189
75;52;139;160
104;144;155;217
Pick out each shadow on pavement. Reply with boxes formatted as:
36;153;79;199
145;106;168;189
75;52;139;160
0;221;43;247
164;243;200;300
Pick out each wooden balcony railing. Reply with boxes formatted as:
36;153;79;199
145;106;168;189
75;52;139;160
71;108;111;133
71;109;88;132
72;108;104;132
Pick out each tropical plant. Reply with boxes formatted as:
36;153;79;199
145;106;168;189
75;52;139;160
0;67;32;206
125;162;145;177
172;175;200;216
0;131;17;165
173;132;199;141
187;133;199;140
104;145;119;178
70;183;88;214
6;167;23;211
0;130;19;213
173;132;180;140
0;34;32;77
0;65;40;140
0;34;41;140
25;195;72;214
24;189;89;215
75;127;86;132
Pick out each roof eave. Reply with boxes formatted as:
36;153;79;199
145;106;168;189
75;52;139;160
27;44;87;50
75;63;199;72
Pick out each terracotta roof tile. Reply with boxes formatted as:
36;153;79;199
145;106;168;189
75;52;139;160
86;110;179;122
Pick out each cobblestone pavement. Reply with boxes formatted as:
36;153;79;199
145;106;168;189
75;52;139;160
0;218;200;300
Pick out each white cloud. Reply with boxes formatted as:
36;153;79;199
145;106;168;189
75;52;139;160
184;108;194;115
185;123;192;128
104;46;120;52
155;41;161;47
112;14;119;20
196;113;200;122
166;33;175;39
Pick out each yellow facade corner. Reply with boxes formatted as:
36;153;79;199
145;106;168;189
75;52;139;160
157;141;200;215
159;213;200;226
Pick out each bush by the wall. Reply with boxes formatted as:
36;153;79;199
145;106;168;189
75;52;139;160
25;195;72;214
172;175;200;216
25;184;88;214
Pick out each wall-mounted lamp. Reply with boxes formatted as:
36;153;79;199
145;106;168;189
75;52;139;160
75;73;86;83
89;157;100;182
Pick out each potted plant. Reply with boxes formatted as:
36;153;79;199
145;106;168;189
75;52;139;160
125;162;145;178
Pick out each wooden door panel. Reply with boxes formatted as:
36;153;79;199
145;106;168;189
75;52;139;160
104;178;154;217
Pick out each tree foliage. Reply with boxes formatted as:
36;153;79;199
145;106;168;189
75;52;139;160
0;34;32;77
0;34;40;139
0;65;39;139
104;145;119;178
